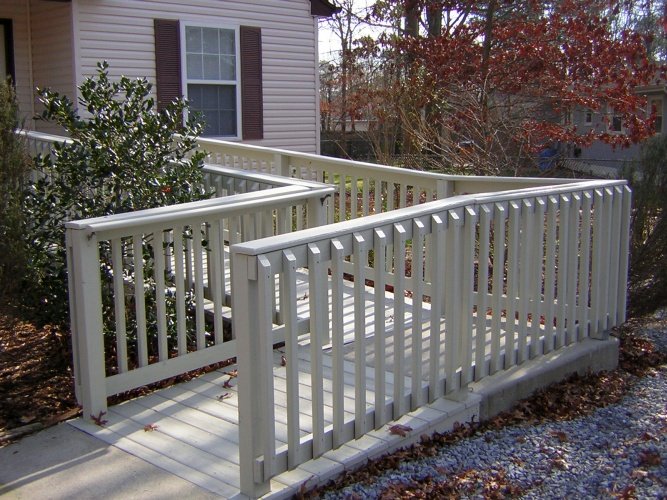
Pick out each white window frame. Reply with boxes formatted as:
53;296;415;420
649;97;663;134
606;105;624;133
584;109;593;126
180;21;242;140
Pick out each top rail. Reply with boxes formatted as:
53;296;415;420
233;179;625;256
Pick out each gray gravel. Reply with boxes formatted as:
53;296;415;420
324;309;667;499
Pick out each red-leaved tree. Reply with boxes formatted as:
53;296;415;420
353;0;664;174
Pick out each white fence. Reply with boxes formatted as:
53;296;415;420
24;131;631;498
230;179;630;496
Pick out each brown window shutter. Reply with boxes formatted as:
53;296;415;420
154;19;182;110
240;26;263;140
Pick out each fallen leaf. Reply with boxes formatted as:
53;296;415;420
218;392;232;401
223;379;234;389
551;458;569;471
224;369;238;379
388;424;412;437
19;415;36;424
631;469;648;479
638;450;661;467
640;431;657;442
144;423;159;432
91;411;108;427
281;355;287;367
550;430;568;443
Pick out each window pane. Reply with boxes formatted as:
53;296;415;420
220;55;236;80
202;27;219;54
220;110;236;136
186;54;203;79
203;54;220;80
612;116;622;132
187;85;203;108
185;26;202;53
220;29;235;55
187;84;236;137
219;86;235;110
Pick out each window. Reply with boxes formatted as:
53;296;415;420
184;25;239;137
605;104;623;133
609;114;623;132
0;19;14;83
153;19;263;140
650;98;663;134
584;109;593;125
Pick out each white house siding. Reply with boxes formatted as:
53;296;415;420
74;0;320;153
30;0;74;134
0;1;33;126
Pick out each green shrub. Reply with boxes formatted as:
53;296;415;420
24;61;210;327
626;134;667;316
0;79;31;299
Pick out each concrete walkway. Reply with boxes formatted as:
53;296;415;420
0;424;217;499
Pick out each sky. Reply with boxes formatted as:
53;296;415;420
317;0;382;61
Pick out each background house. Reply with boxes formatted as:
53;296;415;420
570;80;666;175
0;0;337;153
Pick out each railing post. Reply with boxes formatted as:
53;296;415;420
307;195;326;229
436;179;453;199
66;227;107;421
617;185;632;324
274;152;291;178
232;250;272;498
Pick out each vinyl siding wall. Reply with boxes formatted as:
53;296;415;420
30;0;74;134
74;0;320;152
0;1;33;126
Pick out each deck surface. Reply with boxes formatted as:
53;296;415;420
70;273;512;498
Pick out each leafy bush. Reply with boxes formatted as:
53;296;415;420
626;134;667;316
0;79;31;298
24;62;210;326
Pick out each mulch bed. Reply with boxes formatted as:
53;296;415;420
0;304;78;438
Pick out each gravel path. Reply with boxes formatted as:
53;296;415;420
324;311;667;499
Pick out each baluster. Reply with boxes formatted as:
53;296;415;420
505;201;521;368
490;203;507;373
566;193;581;344
133;234;148;367
517;200;534;364
475;205;491;380
282;250;302;468
445;209;463;394
209;221;224;344
353;233;368;438
308;243;327;456
530;198;546;358
543;196;559;352
411;219;426;409
460;206;476;385
173;227;187;355
154;231;168;360
111;238;128;372
373;228;387;428
393;223;407;418
193;225;206;349
330;240;346;448
555;195;570;349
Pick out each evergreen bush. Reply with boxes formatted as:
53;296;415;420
0;79;31;299
24;62;210;327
